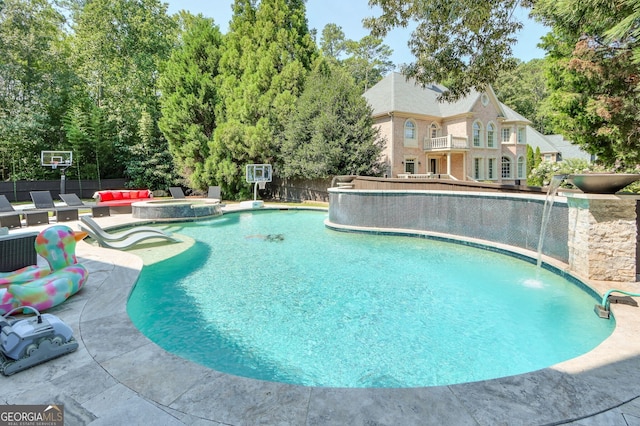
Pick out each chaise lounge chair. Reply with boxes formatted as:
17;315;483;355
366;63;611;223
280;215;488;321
29;191;79;222
78;215;179;249
207;186;221;200
80;227;180;250
0;195;22;229
60;193;110;217
169;187;186;198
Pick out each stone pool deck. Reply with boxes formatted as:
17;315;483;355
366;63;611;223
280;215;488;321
1;205;640;425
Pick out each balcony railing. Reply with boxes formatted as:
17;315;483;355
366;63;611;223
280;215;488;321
424;135;469;151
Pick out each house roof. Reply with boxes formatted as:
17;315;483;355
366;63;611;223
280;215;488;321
500;103;530;124
526;128;593;161
526;127;559;154
363;72;530;125
548;135;594;161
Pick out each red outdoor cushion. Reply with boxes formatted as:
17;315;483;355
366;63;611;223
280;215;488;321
112;192;123;200
129;190;139;199
99;191;113;202
122;192;131;199
138;190;149;198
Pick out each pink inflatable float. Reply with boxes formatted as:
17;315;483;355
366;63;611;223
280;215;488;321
0;226;88;314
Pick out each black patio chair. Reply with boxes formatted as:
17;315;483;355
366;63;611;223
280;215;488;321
29;191;79;222
169;187;186;199
60;193;110;217
0;232;38;272
0;195;22;229
207;186;221;200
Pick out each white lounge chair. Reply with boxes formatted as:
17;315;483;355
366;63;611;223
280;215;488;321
80;226;180;250
79;216;179;248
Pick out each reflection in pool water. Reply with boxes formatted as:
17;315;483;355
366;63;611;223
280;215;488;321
127;210;615;388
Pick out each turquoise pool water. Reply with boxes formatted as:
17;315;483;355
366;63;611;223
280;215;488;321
127;210;615;388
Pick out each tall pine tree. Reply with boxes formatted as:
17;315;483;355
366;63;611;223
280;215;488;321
208;0;317;198
281;60;385;178
158;13;223;190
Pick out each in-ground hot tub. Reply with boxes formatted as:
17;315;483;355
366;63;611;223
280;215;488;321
132;199;222;220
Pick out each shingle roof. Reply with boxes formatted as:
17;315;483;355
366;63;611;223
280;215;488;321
500;103;530;124
526;128;593;161
363;72;527;122
526;127;558;154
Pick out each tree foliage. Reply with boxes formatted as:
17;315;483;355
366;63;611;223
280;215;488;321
0;0;70;180
343;35;394;92
364;0;522;101
158;13;223;191
533;0;640;166
70;0;178;187
209;0;317;199
319;24;394;92
494;59;551;134
280;60;385;178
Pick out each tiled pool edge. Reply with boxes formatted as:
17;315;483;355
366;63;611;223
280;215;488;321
74;212;640;424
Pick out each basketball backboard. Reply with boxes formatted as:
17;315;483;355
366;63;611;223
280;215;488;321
41;151;72;170
245;164;272;183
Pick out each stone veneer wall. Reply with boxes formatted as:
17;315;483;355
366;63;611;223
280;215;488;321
328;189;569;263
567;195;638;282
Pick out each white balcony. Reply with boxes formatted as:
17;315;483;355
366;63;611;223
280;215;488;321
424;135;469;151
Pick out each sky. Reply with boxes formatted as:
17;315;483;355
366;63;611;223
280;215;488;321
164;0;549;65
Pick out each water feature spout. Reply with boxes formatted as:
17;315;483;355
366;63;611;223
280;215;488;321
536;175;567;268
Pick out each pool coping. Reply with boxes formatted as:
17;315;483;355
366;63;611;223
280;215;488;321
4;206;640;424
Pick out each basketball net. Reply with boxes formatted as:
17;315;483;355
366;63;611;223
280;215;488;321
51;161;58;170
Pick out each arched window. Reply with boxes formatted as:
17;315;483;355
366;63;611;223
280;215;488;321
501;156;512;178
487;123;496;148
430;122;441;139
517;156;525;178
473;121;483;147
404;119;416;140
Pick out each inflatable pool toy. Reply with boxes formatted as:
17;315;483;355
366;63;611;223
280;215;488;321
0;226;88;314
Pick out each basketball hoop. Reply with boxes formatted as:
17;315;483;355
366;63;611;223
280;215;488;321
51;161;58;170
245;164;272;206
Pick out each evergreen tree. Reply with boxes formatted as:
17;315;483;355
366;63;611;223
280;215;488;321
526;144;535;183
158;13;223;191
280;60;385;178
126;108;178;190
320;23;347;60
209;0;317;199
343;35;394;92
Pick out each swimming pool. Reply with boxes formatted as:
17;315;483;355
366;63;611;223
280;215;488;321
127;210;615;388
